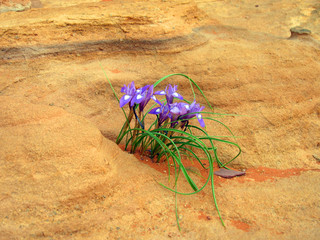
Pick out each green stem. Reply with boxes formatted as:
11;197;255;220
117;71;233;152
116;108;134;144
130;117;139;153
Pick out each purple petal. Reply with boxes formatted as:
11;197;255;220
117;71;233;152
134;93;144;103
189;101;196;109
121;85;127;93
196;113;205;127
172;92;183;100
149;107;161;114
214;169;245;179
171;106;181;114
141;85;150;93
167;84;174;95
151;95;162;105
130;81;135;89
154;90;166;95
173;85;178;92
130;93;144;107
179;103;189;115
120;94;132;108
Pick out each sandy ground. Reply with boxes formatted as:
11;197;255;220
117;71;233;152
0;0;320;239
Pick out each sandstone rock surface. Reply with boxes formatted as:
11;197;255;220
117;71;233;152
0;96;111;237
0;0;319;239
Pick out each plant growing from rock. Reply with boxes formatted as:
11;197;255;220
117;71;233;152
105;72;241;230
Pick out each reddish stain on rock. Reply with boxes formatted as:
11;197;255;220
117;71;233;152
111;69;121;73
198;211;211;221
231;220;250;232
238;167;309;183
119;145;316;185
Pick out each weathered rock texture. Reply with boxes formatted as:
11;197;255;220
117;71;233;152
0;0;319;239
0;0;208;59
0;96;111;237
0;0;31;13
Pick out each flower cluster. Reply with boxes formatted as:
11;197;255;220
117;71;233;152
119;82;205;128
119;82;154;112
109;74;242;230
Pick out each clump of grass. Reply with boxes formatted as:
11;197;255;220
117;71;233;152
103;71;241;230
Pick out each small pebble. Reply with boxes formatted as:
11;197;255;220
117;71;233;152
289;26;312;39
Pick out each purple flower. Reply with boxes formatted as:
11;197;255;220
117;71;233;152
119;82;148;108
137;85;154;112
154;84;183;104
180;101;205;127
165;84;183;104
120;82;137;108
169;102;189;126
149;103;170;126
149;99;205;128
